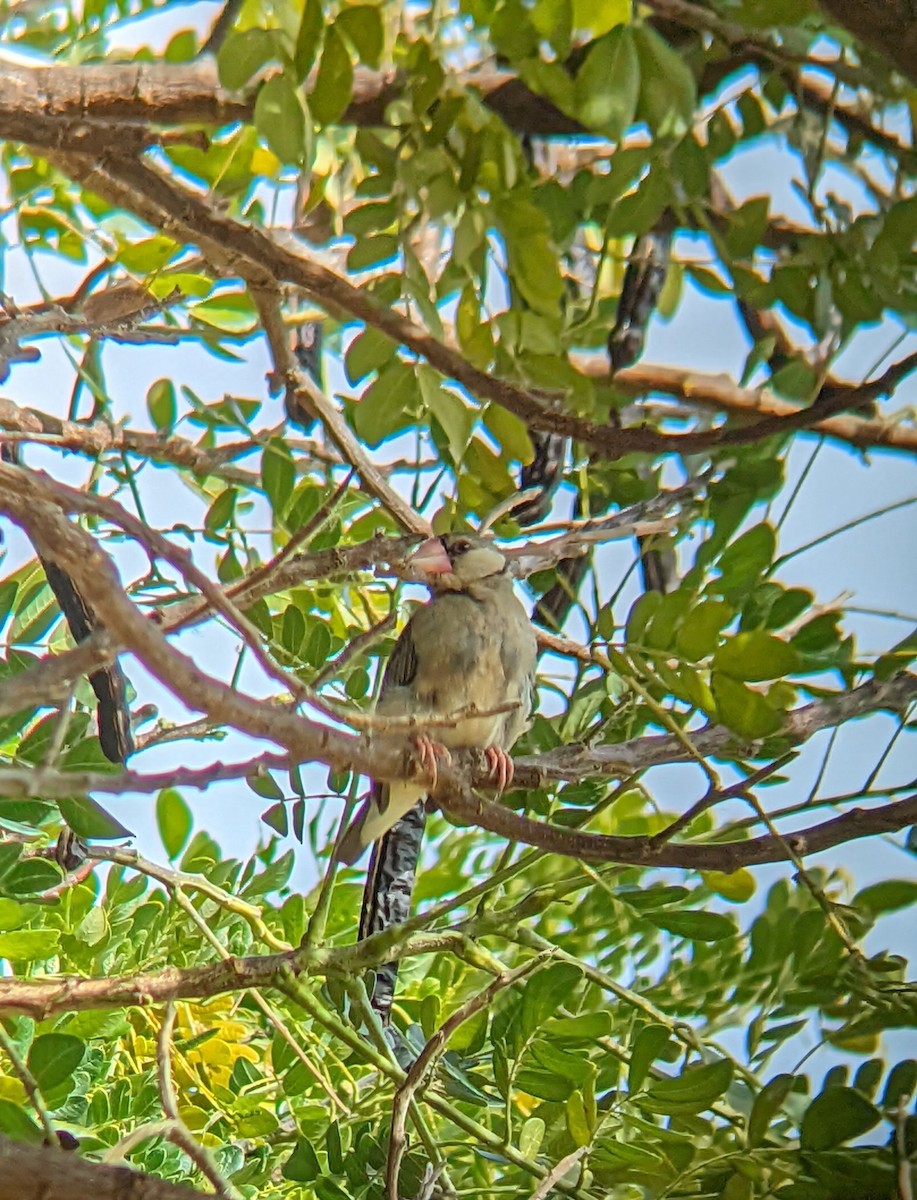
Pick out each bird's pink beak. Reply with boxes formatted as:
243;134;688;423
410;537;453;575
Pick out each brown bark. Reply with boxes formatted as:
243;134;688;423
819;0;917;84
0;1135;212;1200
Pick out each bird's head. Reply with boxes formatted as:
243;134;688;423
410;533;508;587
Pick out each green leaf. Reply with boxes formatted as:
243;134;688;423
2;859;62;896
157;788;193;859
881;1060;917;1108
0;580;18;634
496;196;565;317
713;631;799;681
604;165;672;237
262;439;295;516
519;1116;545;1159
304;621;332;668
294;0;323;78
281;603;306;657
343;198;399;237
352;362;418;447
483;404;534;465
419;369;473;463
854;879;917;916
520;964;583;1037
255;74;310;167
10;581;58;646
723;196;771;259
574;26;639;139
676;599;733;660
632;24;696;137
337;5;383;68
800;1086;881;1150
262;802;289;836
643;1058;733;1114
748;1073;794;1147
545;1012;612;1042
191;291;258;334
283;1138;322;1182
770;357;820;402
711;673;784;738
0;841;23;885
529;0;573;56
715;523;776;593
0;1097;42;1142
703;868;756;903
146;378;176;433
625;590;663;645
628;1024;676;1094
345;326;396;384
205;487;236;533
180;831;221;873
647;910;737;941
347;232;399;271
566;1089;593;1147
28;1033;85;1092
58;795;132;839
248;771;285;800
311;27;354;126
572;0;629;35
0;928;61;959
242;848;295;897
0;898;25;929
619;885;689;911
875;626;917;680
218;29;279;89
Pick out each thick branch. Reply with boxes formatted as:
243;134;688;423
0;1134;213;1200
2;671;911;798
585;357;917;456
0;45;908;158
438;791;917;867
818;0;917;85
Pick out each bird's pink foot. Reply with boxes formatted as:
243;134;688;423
483;745;514;793
414;733;450;788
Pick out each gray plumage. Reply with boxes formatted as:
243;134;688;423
337;534;537;865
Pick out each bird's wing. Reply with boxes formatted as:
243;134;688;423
336;618;427;865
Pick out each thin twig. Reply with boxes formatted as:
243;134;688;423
155;1003;242;1198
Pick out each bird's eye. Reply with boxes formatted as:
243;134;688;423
450;539;471;555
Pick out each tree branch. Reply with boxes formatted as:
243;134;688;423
248;281;429;535
583;355;917;456
0;397;262;486
0;1133;216;1200
438;791;917;868
817;0;917;86
1;44;909;157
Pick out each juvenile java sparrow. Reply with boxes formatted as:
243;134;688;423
337;533;537;864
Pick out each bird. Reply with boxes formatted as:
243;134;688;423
337;533;537;866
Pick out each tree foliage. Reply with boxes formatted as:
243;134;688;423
0;0;915;1197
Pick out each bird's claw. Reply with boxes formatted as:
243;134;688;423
484;745;514;794
415;733;450;788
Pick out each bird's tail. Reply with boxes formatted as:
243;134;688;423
358;801;427;1024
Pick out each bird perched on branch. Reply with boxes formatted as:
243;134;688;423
338;533;537;866
340;532;536;1023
